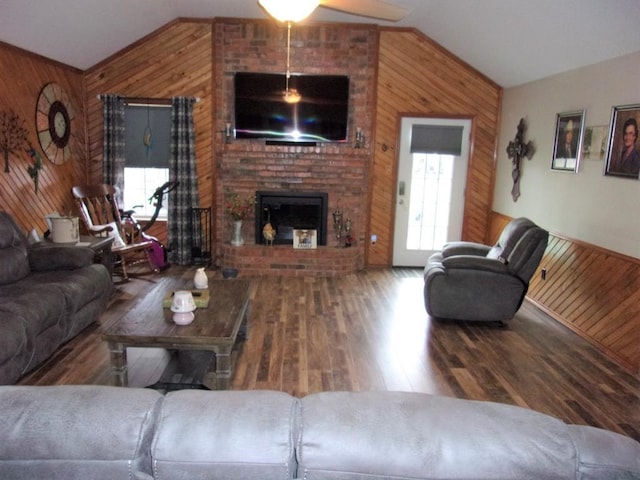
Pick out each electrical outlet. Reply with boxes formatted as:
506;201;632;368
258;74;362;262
541;268;547;280
371;234;377;245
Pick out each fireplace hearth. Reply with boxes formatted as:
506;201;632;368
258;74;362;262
255;191;328;246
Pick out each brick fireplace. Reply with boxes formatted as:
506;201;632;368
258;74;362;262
214;20;377;276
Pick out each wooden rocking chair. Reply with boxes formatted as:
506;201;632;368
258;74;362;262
72;184;158;282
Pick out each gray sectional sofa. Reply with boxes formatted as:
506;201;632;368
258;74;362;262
0;211;112;384
0;385;638;479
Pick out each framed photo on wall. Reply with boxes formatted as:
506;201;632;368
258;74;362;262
604;104;640;179
551;110;585;172
581;125;608;161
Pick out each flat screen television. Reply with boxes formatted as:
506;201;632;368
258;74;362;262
234;72;350;144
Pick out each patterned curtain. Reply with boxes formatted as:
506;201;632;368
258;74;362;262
100;94;125;204
168;97;200;265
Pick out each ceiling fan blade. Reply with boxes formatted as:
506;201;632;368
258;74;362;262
319;0;410;22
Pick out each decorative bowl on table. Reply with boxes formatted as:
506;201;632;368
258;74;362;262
222;268;238;279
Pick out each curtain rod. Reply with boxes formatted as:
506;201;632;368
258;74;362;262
96;95;201;103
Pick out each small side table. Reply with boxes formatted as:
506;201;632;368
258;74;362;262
39;235;114;275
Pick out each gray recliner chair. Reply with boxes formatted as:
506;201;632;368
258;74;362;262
424;217;549;322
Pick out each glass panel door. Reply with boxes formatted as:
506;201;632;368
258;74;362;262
406;153;454;251
393;117;470;266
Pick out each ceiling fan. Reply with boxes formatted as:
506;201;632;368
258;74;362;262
258;0;410;24
318;0;409;22
258;0;409;103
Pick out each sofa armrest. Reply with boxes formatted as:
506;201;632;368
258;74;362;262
28;244;94;272
442;241;491;258
441;254;509;274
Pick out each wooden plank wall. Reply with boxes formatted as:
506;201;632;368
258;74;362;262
490;212;640;373
368;28;502;266
0;42;85;234
208;21;502;267
83;19;214;226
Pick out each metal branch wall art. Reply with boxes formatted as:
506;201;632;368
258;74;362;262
0;109;30;173
506;118;535;201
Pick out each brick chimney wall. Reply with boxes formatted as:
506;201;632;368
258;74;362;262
213;19;378;274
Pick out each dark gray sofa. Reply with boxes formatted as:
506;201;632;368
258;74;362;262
0;211;112;384
0;385;638;479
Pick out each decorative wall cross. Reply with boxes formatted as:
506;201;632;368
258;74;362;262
506;118;535;201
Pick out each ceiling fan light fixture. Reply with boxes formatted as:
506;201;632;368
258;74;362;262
283;88;301;104
258;0;320;23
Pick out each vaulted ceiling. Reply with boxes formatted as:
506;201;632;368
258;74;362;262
1;0;639;87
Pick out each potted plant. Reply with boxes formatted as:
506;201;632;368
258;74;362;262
225;193;255;246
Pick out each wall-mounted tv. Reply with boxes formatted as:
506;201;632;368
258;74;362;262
234;72;350;144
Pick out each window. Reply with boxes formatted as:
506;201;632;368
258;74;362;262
406;153;454;250
123;104;171;219
406;123;463;250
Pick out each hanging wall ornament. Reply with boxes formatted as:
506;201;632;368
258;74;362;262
506;118;535;202
26;146;43;194
0;110;29;173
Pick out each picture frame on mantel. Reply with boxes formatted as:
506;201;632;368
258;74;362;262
293;229;317;249
604;104;640;179
551;110;585;172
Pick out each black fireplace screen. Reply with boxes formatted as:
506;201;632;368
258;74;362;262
255;191;328;245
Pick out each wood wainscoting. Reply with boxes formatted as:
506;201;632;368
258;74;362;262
490;212;639;374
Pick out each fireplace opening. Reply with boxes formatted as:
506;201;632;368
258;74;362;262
255;191;328;245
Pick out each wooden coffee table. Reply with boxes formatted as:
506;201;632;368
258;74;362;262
102;275;251;390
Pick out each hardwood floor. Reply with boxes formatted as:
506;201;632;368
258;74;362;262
18;266;640;442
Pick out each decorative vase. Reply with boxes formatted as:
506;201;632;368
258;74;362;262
194;267;208;289
231;220;244;247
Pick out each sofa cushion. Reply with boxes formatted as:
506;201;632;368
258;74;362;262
0;288;66;375
22;265;112;339
0;212;30;285
152;390;299;480
486;217;535;263
0;246;29;286
568;424;640;479
0;316;29;385
28;244;94;271
298;391;577;480
0;287;65;339
0;385;163;480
